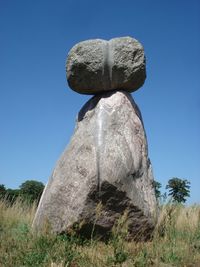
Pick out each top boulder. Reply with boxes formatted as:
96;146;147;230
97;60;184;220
66;36;146;95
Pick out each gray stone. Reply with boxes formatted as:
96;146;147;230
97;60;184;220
32;91;157;240
66;37;146;95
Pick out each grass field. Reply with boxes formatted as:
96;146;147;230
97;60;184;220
0;198;200;267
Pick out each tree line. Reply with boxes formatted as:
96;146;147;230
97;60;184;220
153;177;190;203
0;180;44;204
0;177;191;205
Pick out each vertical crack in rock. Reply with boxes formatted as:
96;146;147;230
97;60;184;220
96;103;104;192
95;95;115;193
97;41;116;192
102;41;113;90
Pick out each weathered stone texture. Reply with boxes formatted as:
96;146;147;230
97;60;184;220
66;37;146;95
33;91;157;240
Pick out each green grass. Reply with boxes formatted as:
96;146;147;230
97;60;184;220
0;198;200;267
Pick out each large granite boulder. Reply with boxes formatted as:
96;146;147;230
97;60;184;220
33;91;157;240
66;36;146;95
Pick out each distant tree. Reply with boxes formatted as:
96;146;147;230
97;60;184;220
5;188;20;203
20;180;44;203
0;184;6;199
166;177;190;203
153;180;162;200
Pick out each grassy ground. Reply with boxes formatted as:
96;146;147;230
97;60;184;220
0;199;200;267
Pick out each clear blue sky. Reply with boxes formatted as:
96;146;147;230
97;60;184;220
0;0;199;204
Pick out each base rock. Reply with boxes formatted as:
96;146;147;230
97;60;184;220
32;91;157;241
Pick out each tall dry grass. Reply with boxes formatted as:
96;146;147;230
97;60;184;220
0;198;200;267
0;197;36;229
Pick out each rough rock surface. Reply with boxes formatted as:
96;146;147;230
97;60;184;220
66;36;146;95
32;91;157;240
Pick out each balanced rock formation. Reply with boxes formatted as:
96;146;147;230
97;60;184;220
67;36;146;94
33;36;157;241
